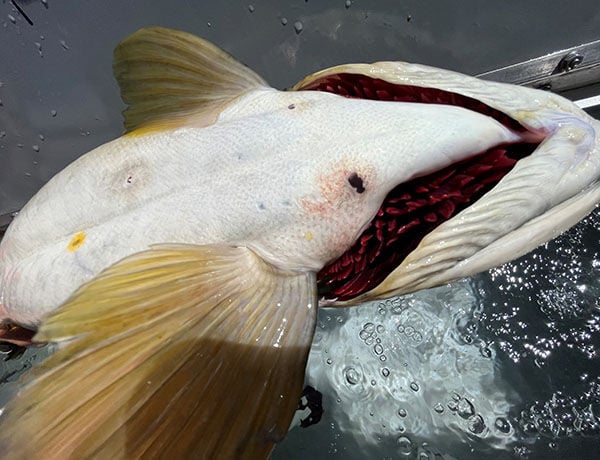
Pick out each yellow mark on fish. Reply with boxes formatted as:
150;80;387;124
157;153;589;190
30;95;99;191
68;232;86;252
304;231;314;241
124;125;166;138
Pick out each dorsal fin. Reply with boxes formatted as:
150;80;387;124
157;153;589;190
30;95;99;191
113;27;269;134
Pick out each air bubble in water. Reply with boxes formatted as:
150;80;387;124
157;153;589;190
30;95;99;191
8;14;16;24
50;109;57;117
480;344;492;358
495;417;511;434
433;403;444;414
281;17;288;25
294;21;303;34
248;4;255;12
468;414;486;434
457;398;475;419
60;40;69;50
410;382;419;392
381;367;390;377
396;436;412;454
397;408;407;417
344;367;360;385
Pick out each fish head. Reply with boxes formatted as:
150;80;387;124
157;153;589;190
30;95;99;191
274;62;600;305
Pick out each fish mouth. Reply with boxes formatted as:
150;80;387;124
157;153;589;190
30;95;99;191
296;69;599;304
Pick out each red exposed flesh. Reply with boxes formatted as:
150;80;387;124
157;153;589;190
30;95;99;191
304;73;539;301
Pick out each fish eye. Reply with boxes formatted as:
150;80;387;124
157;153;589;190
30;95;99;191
348;172;365;193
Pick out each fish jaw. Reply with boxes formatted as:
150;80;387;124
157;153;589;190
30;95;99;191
293;63;600;304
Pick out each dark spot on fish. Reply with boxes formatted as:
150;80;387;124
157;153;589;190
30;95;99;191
257;202;266;210
288;104;296;110
126;175;133;184
348;172;365;193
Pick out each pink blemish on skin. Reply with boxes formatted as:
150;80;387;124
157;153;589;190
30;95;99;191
300;159;376;217
300;159;378;259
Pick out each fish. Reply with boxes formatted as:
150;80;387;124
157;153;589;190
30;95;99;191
0;26;598;458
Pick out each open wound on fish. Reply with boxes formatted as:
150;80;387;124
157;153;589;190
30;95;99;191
298;73;544;302
0;245;317;458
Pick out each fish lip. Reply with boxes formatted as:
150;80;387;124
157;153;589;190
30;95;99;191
305;67;600;304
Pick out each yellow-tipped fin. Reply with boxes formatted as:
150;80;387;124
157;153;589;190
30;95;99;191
0;245;316;459
113;27;269;134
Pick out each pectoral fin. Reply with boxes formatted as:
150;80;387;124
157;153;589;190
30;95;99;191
0;245;317;459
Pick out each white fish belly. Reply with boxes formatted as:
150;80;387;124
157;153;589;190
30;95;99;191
0;89;520;324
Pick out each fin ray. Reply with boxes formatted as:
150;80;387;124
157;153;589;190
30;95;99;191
113;27;269;134
0;244;316;459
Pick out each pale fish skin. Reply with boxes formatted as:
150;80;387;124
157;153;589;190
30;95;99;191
2;68;600;323
0;89;520;324
0;26;599;459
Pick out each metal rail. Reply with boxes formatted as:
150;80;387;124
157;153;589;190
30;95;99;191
477;39;600;94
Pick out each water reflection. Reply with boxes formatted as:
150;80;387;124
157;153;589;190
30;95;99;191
275;207;600;459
